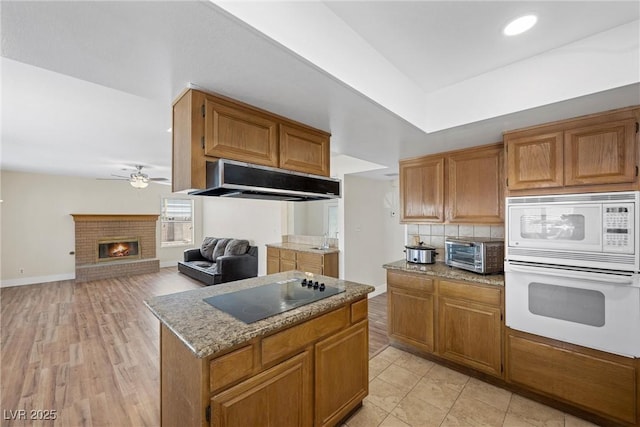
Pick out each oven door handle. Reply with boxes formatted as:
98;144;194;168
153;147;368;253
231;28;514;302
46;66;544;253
505;263;638;286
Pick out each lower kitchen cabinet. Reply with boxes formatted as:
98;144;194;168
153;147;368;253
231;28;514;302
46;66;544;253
437;279;503;377
387;270;435;353
506;328;637;426
211;351;312;427
266;246;339;278
315;321;368;427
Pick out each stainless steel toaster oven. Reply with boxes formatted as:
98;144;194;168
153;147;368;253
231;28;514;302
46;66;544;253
445;237;504;274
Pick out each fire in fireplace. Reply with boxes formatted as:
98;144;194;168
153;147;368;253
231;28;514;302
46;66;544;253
97;238;140;262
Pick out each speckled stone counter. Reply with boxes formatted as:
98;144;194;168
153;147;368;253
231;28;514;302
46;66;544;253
145;270;374;358
383;259;504;286
266;242;339;254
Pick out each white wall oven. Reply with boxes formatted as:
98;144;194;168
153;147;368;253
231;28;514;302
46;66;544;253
505;191;640;357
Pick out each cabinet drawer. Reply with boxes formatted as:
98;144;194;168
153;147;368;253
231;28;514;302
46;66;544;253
210;344;255;393
351;298;368;323
262;307;349;365
297;252;323;266
387;270;434;293
439;280;501;306
280;249;296;261
266;247;279;258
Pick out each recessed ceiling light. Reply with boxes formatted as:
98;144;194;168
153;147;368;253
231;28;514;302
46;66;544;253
503;15;537;36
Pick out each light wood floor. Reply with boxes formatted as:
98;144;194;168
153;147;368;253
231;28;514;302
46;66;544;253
0;268;389;426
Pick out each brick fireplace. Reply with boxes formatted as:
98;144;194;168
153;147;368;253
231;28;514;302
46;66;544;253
71;214;160;282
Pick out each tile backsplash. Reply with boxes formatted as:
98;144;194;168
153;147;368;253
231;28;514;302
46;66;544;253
406;223;504;261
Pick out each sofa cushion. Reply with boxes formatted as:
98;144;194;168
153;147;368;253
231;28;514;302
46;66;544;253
211;238;232;262
193;261;214;269
224;239;250;256
200;237;219;261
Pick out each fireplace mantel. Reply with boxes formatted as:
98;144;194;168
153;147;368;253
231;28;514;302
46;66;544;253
71;214;159;222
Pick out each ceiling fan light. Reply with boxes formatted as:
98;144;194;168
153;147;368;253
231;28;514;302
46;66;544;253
130;175;149;189
503;15;537;36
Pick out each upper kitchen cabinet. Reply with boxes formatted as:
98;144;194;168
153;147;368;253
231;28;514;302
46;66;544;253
504;106;640;196
447;144;504;223
399;143;503;224
172;88;331;192
279;124;330;176
400;156;445;223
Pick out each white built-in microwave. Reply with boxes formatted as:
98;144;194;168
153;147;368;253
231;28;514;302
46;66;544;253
506;191;639;272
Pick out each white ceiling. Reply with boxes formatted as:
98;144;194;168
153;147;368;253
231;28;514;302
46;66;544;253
1;1;639;183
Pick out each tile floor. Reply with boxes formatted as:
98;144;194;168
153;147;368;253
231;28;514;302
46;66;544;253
344;346;600;427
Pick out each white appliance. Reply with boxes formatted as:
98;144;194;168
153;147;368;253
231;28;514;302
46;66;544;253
506;191;639;271
505;191;640;357
504;261;640;357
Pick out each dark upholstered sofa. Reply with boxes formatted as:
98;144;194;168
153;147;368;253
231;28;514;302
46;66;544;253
178;237;258;286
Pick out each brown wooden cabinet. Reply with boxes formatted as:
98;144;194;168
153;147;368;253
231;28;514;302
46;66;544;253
266;246;338;278
506;328;637;426
160;296;368;427
437;280;503;377
399;156;445;223
172;89;331;192
387;270;435;353
505;106;640;195
279;124;330;176
315;321;368;427
211;351;312;427
399;142;503;224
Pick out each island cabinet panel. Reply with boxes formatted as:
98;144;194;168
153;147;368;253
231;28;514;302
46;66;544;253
506;329;637;425
209;345;256;394
315;321;369;427
211;350;313;427
387;271;435;353
279;124;330;176
204;98;279;168
505;106;640;196
399;156;445;223
447;144;504;223
262;306;349;366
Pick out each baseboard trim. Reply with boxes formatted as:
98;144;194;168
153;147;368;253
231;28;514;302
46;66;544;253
1;273;76;288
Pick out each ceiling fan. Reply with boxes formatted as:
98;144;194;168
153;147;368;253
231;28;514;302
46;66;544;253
100;165;170;189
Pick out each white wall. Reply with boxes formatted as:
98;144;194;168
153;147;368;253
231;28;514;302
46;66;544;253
200;196;283;276
343;175;405;290
0;170;202;286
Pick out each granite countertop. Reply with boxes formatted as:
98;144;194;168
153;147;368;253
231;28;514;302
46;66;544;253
383;259;504;286
266;242;340;254
144;271;374;359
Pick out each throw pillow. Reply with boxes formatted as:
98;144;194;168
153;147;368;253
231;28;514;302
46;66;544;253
211;238;231;262
200;237;219;261
224;239;249;256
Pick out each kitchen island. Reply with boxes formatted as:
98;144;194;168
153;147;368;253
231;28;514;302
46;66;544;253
145;271;374;427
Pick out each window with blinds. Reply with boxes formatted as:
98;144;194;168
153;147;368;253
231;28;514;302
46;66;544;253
161;198;194;247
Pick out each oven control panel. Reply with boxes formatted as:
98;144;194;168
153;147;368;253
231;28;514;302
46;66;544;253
603;204;634;251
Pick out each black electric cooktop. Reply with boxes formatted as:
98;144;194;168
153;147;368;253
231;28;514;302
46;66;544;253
203;278;344;324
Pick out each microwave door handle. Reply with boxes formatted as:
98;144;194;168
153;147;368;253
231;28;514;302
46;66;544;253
506;263;636;286
450;242;474;247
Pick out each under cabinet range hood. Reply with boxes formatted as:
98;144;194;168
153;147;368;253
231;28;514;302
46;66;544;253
190;159;341;201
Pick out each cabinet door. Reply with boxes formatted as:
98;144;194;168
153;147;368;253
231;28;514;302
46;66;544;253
447;144;503;223
564;118;637;186
400;156;445;223
438;297;502;377
315;321;368;427
507;330;637;425
266;247;280;274
279;124;330;176
211;351;312;427
204;98;279;167
387;286;434;352
505;132;564;190
296;252;324;275
279;249;297;272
